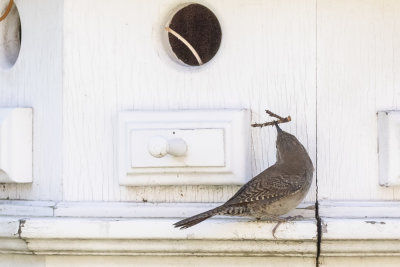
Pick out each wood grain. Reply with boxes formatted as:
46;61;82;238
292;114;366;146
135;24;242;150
317;0;400;200
11;255;315;267
0;0;63;200
62;0;316;202
5;0;398;203
320;257;400;267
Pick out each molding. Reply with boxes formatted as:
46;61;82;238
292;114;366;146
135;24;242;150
319;200;400;257
320;218;400;256
0;200;54;217
18;217;316;256
54;201;316;218
319;200;400;218
0;108;32;183
0;217;20;237
0;200;315;218
0;200;316;257
117;109;251;186
0;218;30;255
0;218;317;257
3;200;400;257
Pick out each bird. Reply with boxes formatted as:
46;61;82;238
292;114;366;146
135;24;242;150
174;121;314;234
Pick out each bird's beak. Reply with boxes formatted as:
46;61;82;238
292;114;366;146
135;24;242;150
274;121;283;134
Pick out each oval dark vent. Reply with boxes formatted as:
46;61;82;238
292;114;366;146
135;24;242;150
166;4;222;66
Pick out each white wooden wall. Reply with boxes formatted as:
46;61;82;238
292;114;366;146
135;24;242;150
2;0;400;266
317;0;400;200
1;0;317;203
1;0;399;202
0;0;63;201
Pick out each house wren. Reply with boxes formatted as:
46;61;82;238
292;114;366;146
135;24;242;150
174;122;314;231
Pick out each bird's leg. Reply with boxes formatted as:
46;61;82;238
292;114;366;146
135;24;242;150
250;216;286;238
272;215;304;239
272;222;282;239
250;216;284;223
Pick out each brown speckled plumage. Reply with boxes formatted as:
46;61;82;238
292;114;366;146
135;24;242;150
174;123;314;229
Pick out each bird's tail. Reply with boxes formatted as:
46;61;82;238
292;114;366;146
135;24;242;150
174;205;225;229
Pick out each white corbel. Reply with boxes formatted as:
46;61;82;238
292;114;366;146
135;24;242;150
0;108;32;183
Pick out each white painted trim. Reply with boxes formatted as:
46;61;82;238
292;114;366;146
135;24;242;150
0;200;315;218
20;217;316;241
0;217;20;237
320;218;400;256
0;217;317;256
118;109;251;186
319;200;400;257
0;200;316;256
12;238;316;257
377;111;400;186
54;201;315;218
2;200;400;257
319;200;400;218
0;108;32;183
0;200;54;217
321;218;400;240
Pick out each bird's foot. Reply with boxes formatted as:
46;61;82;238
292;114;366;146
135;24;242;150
272;215;304;239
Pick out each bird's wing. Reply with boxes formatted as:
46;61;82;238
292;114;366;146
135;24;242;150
225;166;306;206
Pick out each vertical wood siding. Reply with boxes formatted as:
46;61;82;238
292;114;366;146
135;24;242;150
0;0;63;201
317;0;400;200
3;0;398;202
62;0;316;202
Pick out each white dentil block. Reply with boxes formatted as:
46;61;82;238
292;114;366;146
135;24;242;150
0;108;32;183
378;111;400;186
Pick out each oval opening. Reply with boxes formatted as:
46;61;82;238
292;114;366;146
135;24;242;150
0;0;21;70
166;3;222;67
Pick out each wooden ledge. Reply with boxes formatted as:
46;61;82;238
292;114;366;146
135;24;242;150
0;201;317;257
319;201;400;257
321;218;400;257
6;200;400;257
4;200;400;257
0;217;317;256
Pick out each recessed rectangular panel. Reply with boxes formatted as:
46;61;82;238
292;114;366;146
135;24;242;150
118;109;251;186
130;128;225;168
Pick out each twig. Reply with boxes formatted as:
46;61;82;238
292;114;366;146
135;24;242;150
265;110;284;120
251;110;291;128
0;0;13;22
165;26;203;66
